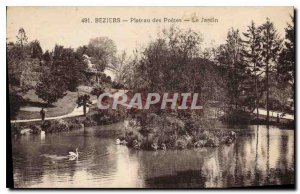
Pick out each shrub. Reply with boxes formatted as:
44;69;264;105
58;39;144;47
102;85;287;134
83;117;97;127
41;120;51;132
69;119;83;130
41;119;70;133
121;112;238;151
29;124;41;134
175;139;188;149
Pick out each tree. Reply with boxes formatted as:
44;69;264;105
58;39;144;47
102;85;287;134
35;70;67;105
259;18;282;121
76;94;92;116
51;45;88;91
216;28;247;109
109;51;129;85
270;76;292;112
16;27;28;48
242;21;264;118
7;28;31;117
7;42;26;87
90;84;105;97
30;40;43;59
278;16;295;99
132;26;203;93
42;50;52;62
87;37;117;71
8;87;24;118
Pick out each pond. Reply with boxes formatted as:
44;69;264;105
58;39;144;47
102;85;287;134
11;122;294;188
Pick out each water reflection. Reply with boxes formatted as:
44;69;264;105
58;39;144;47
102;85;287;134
12;124;294;188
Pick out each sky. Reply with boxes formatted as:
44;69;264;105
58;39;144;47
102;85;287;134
7;7;293;55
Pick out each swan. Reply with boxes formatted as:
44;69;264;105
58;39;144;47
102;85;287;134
68;148;79;159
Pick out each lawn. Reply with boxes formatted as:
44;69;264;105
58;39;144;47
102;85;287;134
15;89;79;120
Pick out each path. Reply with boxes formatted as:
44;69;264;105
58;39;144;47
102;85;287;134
11;99;98;123
11;91;295;123
10;89;123;123
253;108;294;120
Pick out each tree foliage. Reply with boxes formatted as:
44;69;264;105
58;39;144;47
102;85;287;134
76;94;92;116
87;37;117;71
259;18;282;121
35;69;67;105
278;16;295;97
215;28;248;108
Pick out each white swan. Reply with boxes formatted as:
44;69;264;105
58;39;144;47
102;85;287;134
68;148;79;159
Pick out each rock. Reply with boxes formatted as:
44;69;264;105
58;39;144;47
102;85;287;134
205;137;219;147
151;142;158;151
160;143;167;150
20;128;31;135
229;131;237;140
176;139;187;149
194;140;207;148
133;139;141;150
225;137;233;144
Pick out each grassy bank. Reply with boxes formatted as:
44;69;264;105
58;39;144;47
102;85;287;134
14;90;78;120
10;116;84;135
10;103;127;135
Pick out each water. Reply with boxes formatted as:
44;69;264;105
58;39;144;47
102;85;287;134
11;123;294;188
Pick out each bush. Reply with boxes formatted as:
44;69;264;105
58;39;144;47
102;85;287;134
29;124;41;134
120;112;238;151
9;92;24;119
87;107;126;125
69;119;84;130
175;139;188;149
41;120;51;131
41;119;74;133
83;117;97;127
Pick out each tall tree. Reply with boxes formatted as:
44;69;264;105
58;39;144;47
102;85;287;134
16;27;28;48
87;37;117;71
259;18;282;122
242;21;263;118
42;50;52;62
278;16;295;101
35;69;67;105
216;28;247;109
51;45;87;91
30;40;43;59
109;51;129;85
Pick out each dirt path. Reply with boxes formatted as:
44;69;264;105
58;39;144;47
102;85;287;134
11;100;98;123
253;108;294;120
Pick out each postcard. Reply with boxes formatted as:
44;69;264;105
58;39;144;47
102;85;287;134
7;7;295;189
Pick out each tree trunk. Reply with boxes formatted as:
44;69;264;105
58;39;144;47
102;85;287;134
266;58;270;122
83;105;86;116
255;63;259;119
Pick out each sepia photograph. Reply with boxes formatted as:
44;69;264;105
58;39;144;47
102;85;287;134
6;6;295;189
